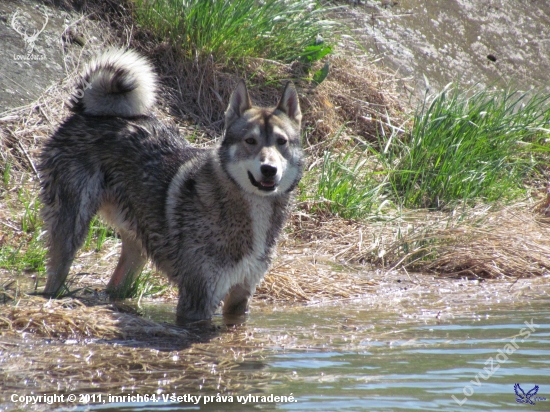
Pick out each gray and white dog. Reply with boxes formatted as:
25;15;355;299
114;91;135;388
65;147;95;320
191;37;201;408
39;49;303;321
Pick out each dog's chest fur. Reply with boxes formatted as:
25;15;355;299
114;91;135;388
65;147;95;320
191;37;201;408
166;152;285;295
221;192;274;288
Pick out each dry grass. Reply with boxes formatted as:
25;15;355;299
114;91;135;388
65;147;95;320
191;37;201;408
0;296;188;340
257;256;377;303
278;200;550;280
393;202;550;278
0;301;273;403
140;44;405;148
301;56;406;146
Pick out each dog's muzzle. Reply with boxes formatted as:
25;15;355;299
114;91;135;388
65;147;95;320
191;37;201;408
248;165;277;191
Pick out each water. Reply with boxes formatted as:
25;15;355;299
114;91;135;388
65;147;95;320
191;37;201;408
76;298;550;412
238;303;550;411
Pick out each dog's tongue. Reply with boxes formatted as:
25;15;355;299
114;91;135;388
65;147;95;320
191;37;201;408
260;181;275;187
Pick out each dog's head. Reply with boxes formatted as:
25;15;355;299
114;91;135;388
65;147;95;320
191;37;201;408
220;81;303;196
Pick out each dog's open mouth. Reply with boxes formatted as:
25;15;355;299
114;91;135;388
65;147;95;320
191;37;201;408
247;171;277;191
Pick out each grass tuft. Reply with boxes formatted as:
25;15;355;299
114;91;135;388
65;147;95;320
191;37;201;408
379;85;550;209
18;190;41;233
0;231;46;276
129;270;171;299
132;0;333;63
0;188;46;278
84;217;116;252
2;160;11;189
307;145;384;219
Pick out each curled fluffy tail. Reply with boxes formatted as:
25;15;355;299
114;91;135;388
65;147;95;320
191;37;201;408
69;48;157;117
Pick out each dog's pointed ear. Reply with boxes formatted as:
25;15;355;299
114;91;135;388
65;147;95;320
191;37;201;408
276;82;301;126
225;80;252;125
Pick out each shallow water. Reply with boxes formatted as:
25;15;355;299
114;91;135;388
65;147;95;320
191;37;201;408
70;296;550;412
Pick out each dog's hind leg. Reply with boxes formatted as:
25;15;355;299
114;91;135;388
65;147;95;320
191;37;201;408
106;231;146;299
43;234;75;296
42;196;98;297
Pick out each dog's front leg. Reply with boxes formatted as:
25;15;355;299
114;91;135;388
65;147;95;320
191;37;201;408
223;283;252;316
175;279;218;323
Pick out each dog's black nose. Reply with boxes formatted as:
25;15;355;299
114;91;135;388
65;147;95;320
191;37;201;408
260;164;277;177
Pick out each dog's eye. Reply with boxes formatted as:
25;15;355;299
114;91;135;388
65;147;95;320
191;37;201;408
277;138;288;145
245;138;257;145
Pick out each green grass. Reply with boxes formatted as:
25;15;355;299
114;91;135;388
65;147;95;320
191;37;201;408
2;160;11;188
0;231;47;276
308;146;385;219
377;85;550;209
0;187;45;276
85;217;116;252
127;270;171;300
132;0;333;63
303;85;550;218
18;189;41;233
107;269;170;300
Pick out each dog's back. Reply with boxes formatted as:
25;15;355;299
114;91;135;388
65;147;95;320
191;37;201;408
39;49;303;321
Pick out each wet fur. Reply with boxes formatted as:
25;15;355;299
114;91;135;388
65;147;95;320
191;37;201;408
39;49;303;321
